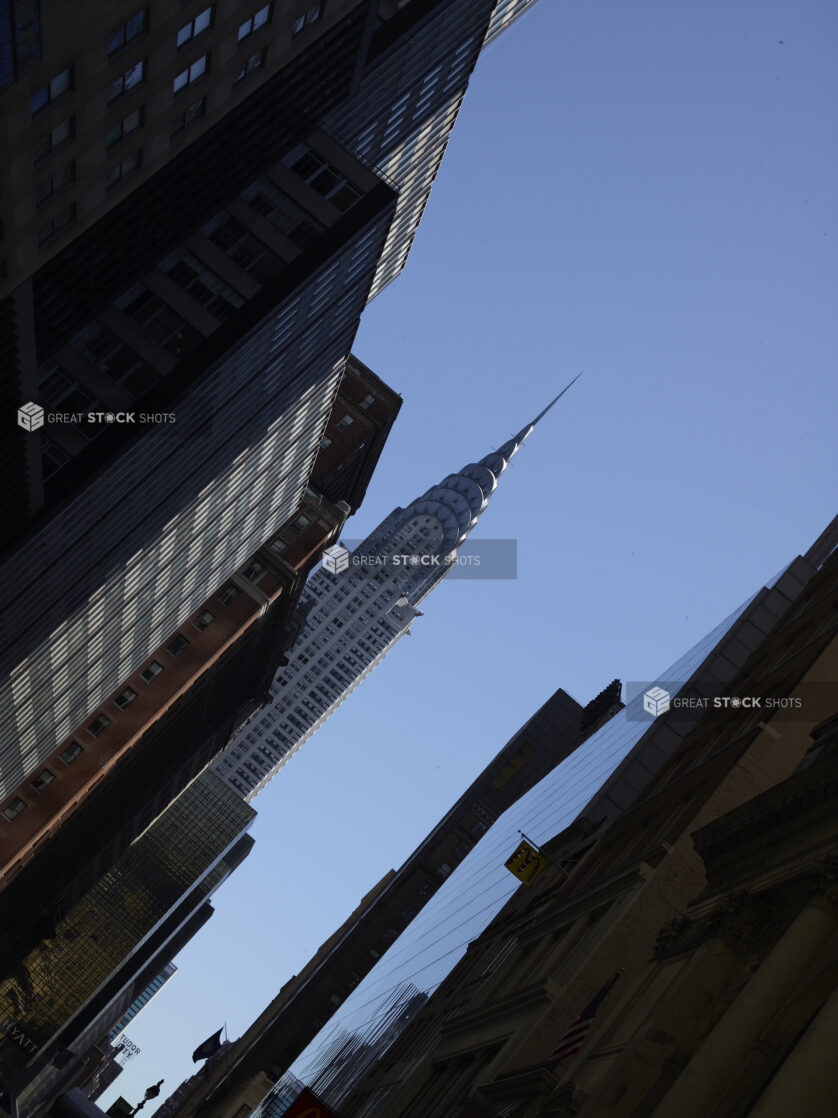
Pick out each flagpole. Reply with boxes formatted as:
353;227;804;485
516;830;571;877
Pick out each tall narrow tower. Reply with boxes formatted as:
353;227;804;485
212;376;581;799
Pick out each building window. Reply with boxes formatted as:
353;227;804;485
106;148;142;189
167;634;190;656
108;9;148;56
436;862;452;881
2;2;41;86
173;53;208;93
30;67;72;114
238;4;270;40
217;583;239;605
201;213;283;285
233;48;264;85
33;117;74;163
171;96;205;137
114;686;137;709
115;284;202;359
140;660;164;682
453;840;471;860
192;609;215;631
292;3;322;35
320;435;332;449
283;143;362;211
87;713;111;737
42;435;71;480
38;203;75;246
470;819;487;838
35;161;75;206
2;797;27;822
71;322;153;398
242;178;324;247
160;249;244;319
31;768;56;792
335;413;354;431
243;561;264;582
106;107;143;149
58;741;83;764
107;59;145;104
177;6;213;47
359;392;375;409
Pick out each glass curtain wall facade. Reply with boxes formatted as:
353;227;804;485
252;559;815;1115
324;0;498;300
107;962;178;1043
0;138;397;802
482;0;541;46
0;771;254;1087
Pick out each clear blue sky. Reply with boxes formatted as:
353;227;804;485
103;0;836;1107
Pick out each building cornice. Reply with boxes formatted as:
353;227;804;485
438;977;558;1044
693;754;838;874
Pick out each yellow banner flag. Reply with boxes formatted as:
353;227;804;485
505;839;547;886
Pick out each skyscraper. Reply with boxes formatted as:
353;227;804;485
0;771;255;1116
107;965;179;1045
212;378;580;800
0;126;397;806
0;355;400;976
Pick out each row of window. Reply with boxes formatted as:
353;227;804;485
283;145;363;213
1;741;84;823
29;1;325;146
62;605;221;748
38;214;283;433
0;591;239;820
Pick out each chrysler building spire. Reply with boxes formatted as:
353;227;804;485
493;371;583;465
212;376;581;800
402;372;583;560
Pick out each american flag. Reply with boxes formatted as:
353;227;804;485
551;972;622;1061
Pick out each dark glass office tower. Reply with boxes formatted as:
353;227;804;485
0;125;397;806
325;0;498;300
0;354;400;986
0;771;254;1116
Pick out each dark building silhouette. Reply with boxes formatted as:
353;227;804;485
150;679;623;1118
0;361;399;1005
0;776;255;1116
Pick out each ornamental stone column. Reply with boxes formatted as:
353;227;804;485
650;888;838;1118
747;979;838;1118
